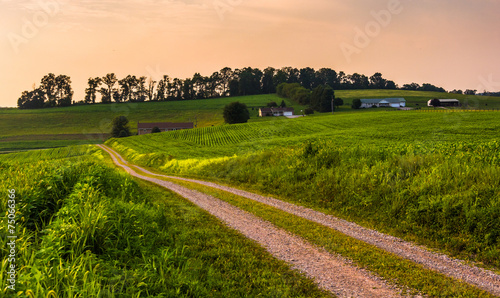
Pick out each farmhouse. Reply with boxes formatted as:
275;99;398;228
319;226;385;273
427;99;460;107
137;122;194;135
360;98;406;108
259;107;294;117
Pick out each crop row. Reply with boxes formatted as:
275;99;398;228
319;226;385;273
0;145;98;164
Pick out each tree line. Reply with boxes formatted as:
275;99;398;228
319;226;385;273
17;67;449;109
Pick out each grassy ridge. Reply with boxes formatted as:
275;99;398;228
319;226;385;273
0;146;330;297
107;111;500;268
107;111;500;161
0;94;305;151
3;90;500;151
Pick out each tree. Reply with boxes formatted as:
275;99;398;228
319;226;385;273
40;73;57;107
262;67;276;94
85;77;101;104
310;85;334;112
334;98;344;107
299;67;317;89
137;76;147;102
17;88;45;109
279;100;287;108
402;82;420;90
267;101;278;107
151;126;161;133
223;102;250;124
369;72;387;89
101;73;117;103
317;68;338;89
465;89;477;95
351;98;362;109
55;75;73;107
156;75;169;101
111;116;131;138
147;77;156;101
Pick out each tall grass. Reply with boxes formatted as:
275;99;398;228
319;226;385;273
0;147;330;297
134;140;500;268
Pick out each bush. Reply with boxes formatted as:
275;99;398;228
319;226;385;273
223;102;250;124
152;126;161;133
351;99;362;109
304;108;314;115
111;116;132;138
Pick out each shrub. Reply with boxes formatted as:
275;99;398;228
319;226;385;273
304;108;314;115
111;116;132;138
351;99;362;109
223;102;250;124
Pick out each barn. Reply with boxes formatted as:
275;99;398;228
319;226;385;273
360;98;406;108
259;107;295;117
427;99;460;107
137;122;194;135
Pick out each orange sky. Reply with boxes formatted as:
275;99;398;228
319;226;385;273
1;0;499;107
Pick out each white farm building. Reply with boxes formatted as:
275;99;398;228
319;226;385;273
360;98;406;108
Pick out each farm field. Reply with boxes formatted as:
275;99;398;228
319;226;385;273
0;146;329;297
107;111;500;269
0;94;306;151
2;90;499;152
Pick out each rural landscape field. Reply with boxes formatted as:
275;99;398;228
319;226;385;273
3;0;500;297
2;89;500;297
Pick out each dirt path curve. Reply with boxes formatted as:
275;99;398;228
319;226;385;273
98;145;402;297
98;145;500;297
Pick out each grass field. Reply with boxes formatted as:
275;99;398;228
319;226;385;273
0;146;330;297
2;90;499;151
0;94;306;151
106;111;500;269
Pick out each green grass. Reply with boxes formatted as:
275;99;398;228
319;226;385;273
152;176;494;297
0;94;306;151
0;146;330;297
4;90;499;151
106;111;500;269
336;89;500;109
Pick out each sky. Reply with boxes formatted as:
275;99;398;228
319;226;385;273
1;0;499;107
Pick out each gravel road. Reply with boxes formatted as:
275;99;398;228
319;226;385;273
98;145;403;297
99;145;500;296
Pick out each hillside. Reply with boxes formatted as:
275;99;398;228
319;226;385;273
106;110;500;270
0;94;306;151
2;90;499;152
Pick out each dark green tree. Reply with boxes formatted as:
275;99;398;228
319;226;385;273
85;77;101;104
100;73;117;103
279;100;287;108
151;126;161;133
223;102;250;124
369;72;387;89
334;98;344;107
111;116;132;138
310;85;334;112
267;101;278;107
40;73;57;107
351;98;362;109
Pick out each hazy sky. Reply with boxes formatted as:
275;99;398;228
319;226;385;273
1;0;499;107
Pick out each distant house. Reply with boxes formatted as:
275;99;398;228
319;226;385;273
360;98;406;108
427;99;460;107
137;122;194;135
259;107;294;117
